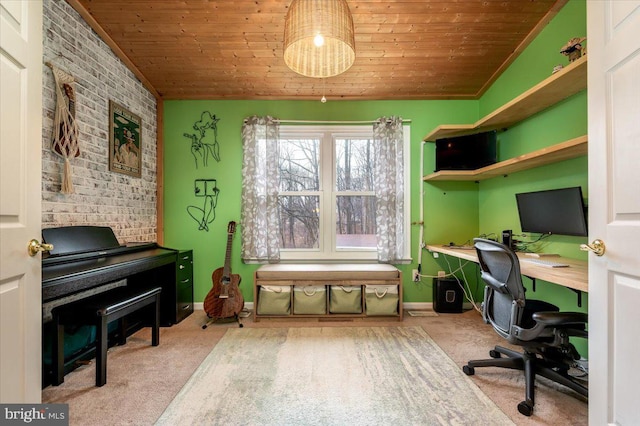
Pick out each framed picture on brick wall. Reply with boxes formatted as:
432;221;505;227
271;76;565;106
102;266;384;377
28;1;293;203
109;100;142;178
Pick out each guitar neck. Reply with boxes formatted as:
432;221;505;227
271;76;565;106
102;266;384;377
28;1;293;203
222;233;233;278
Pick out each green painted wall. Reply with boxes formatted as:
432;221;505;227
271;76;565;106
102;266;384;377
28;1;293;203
480;0;587;115
478;0;589;302
163;100;477;304
476;0;588;355
163;1;588;355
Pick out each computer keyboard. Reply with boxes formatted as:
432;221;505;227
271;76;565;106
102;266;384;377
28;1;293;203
521;258;569;268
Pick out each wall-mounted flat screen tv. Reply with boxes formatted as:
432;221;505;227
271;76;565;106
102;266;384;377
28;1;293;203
515;186;588;237
435;130;497;172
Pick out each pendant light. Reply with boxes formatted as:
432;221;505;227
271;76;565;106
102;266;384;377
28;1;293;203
283;0;356;78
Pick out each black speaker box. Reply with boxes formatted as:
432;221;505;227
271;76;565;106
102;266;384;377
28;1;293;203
432;278;463;313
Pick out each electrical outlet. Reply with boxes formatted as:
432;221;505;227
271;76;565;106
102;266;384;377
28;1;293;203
437;270;446;278
412;269;420;282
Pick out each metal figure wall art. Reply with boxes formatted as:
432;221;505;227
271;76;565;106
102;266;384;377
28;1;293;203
183;111;221;168
187;179;220;231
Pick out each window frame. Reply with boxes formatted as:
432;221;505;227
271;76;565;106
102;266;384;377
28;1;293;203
277;124;411;262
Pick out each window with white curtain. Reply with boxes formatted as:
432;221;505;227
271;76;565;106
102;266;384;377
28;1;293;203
277;125;410;261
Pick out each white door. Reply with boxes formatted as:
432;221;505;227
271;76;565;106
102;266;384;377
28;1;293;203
587;1;640;424
0;0;43;402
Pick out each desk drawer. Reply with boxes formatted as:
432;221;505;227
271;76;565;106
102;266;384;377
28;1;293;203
176;283;193;322
175;250;194;323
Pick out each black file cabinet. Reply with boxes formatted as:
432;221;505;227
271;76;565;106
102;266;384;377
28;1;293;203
175;250;194;323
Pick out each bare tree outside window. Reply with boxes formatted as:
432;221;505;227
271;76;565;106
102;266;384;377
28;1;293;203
277;134;378;251
250;122;407;261
335;138;376;249
278;138;320;249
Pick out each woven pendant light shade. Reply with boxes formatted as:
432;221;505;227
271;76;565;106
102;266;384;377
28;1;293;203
283;0;355;78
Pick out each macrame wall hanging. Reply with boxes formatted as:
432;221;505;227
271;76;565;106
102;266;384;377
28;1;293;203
47;62;79;194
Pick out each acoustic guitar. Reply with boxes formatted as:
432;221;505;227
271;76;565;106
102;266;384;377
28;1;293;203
203;221;244;321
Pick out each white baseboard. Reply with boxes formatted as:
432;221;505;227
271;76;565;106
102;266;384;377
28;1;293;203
403;302;433;310
195;301;472;312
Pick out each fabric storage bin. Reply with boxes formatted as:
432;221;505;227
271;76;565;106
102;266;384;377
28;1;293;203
257;286;291;315
365;285;399;316
329;285;362;314
293;285;327;315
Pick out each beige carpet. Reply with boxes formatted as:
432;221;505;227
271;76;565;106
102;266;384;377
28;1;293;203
155;326;513;425
42;311;588;425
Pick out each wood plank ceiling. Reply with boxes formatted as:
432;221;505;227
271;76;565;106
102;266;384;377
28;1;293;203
71;0;568;100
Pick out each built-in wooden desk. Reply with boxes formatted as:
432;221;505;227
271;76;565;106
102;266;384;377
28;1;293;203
427;245;588;295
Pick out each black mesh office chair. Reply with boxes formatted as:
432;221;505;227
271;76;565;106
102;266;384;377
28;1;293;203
463;238;588;416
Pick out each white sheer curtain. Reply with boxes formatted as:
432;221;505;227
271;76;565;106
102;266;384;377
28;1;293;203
240;116;281;262
373;116;405;263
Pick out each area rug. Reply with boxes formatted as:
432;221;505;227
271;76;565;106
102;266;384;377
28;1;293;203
155;326;513;425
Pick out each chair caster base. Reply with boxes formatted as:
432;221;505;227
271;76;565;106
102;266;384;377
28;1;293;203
462;365;475;375
517;400;534;416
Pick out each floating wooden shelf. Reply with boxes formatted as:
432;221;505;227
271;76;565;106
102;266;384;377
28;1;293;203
423;135;587;182
423;55;588;142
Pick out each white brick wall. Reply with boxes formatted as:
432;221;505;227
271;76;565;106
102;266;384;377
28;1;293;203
42;0;158;243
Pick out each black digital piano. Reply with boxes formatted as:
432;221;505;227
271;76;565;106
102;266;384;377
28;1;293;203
41;226;180;326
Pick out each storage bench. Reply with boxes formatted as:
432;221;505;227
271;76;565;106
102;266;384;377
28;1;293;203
253;264;402;321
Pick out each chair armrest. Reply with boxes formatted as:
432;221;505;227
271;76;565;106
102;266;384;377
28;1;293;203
511;311;587;342
532;311;588;326
480;272;509;294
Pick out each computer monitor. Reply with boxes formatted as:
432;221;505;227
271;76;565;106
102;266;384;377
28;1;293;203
515;187;588;237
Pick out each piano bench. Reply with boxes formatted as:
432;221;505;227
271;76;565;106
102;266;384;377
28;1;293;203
52;286;162;387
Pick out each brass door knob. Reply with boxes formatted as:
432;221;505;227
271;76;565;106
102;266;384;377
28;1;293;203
580;239;606;257
28;239;53;257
